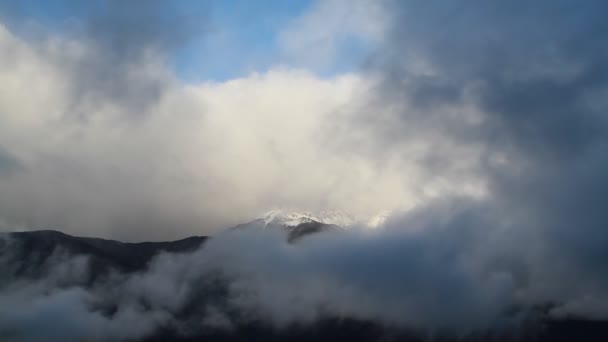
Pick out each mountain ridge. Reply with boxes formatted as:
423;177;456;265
2;228;608;341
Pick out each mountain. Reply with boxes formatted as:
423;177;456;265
0;230;207;283
0;214;337;285
260;209;355;227
1;212;343;283
258;208;392;229
228;209;348;242
2;225;608;341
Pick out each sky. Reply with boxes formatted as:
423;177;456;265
0;0;605;240
1;0;608;339
0;0;419;240
0;0;376;80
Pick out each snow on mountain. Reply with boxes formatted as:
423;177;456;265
260;209;355;228
259;208;392;229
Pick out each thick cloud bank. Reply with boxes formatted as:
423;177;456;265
342;0;608;323
0;224;517;340
0;6;461;240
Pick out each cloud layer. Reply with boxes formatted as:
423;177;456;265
354;0;608;320
0;5;471;240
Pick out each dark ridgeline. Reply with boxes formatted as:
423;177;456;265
0;230;206;282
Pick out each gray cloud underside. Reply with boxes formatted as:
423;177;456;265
360;0;608;320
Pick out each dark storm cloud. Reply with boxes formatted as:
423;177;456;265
379;0;608;155
362;0;608;317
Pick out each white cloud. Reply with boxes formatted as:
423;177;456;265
0;21;482;240
278;0;389;70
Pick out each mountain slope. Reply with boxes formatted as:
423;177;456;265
0;230;207;282
2;228;608;342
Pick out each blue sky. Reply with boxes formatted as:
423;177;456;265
175;0;311;81
0;0;374;81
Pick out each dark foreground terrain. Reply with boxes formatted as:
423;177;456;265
1;229;607;342
145;319;608;342
1;230;207;279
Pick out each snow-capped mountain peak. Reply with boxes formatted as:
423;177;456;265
257;208;395;230
260;209;355;228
